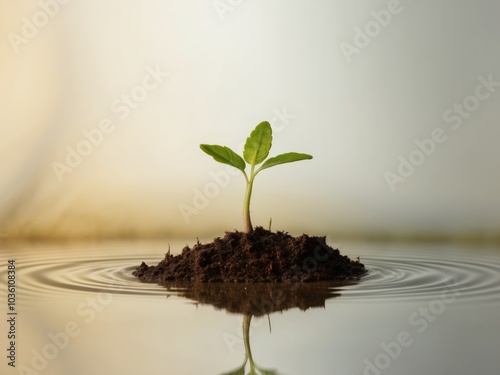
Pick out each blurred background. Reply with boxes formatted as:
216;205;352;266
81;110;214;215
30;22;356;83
1;0;500;241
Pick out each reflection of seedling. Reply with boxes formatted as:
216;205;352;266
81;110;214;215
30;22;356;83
220;315;279;375
200;121;313;233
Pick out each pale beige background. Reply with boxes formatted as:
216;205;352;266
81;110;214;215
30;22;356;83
1;0;500;239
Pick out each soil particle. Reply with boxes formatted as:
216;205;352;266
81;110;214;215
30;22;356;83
133;227;366;283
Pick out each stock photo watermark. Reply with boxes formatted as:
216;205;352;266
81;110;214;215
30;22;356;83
16;292;112;374
6;260;17;368
353;282;461;375
340;0;413;64
223;312;274;354
222;238;342;353
384;74;499;192
51;64;169;183
7;0;72;54
178;105;297;224
213;0;245;21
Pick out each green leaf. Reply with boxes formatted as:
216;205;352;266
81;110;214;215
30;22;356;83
257;152;313;173
243;121;273;166
220;367;245;375
218;362;246;375
256;368;280;375
200;144;246;172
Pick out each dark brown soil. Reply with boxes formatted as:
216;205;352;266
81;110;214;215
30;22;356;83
133;227;366;283
160;281;356;316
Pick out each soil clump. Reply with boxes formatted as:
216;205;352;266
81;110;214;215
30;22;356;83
133;227;366;283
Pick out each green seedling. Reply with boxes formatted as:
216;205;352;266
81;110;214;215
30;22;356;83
200;121;312;233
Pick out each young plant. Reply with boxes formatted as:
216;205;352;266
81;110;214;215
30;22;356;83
200;121;312;233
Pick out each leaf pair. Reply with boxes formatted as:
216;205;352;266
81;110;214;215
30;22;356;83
200;121;312;233
200;121;312;176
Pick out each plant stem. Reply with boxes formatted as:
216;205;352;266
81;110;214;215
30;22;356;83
243;167;255;233
243;315;255;372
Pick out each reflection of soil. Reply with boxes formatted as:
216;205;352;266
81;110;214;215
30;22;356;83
160;281;359;374
134;227;366;283
163;280;357;316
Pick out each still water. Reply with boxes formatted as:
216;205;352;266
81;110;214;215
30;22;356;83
1;240;500;375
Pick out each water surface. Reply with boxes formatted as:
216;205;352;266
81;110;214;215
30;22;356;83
1;240;499;374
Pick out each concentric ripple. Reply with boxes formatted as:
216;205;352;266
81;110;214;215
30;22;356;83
2;244;500;305
336;251;500;303
16;255;167;298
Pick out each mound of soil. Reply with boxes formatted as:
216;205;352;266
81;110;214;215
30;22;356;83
133;227;366;283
